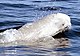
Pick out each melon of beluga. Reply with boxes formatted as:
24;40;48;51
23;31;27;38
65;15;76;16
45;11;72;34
0;13;71;43
18;13;71;41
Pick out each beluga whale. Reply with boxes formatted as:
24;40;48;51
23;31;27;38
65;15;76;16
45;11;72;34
0;13;71;44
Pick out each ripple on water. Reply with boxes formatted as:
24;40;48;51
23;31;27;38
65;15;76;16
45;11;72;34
0;0;80;56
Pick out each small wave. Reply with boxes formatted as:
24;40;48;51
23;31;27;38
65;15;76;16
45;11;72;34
32;1;50;2
0;21;33;32
36;6;60;11
32;0;70;2
72;25;80;33
0;13;16;17
35;6;72;11
0;29;18;42
50;0;69;1
0;3;35;8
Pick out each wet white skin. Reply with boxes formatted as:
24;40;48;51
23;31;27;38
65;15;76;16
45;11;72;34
0;13;71;43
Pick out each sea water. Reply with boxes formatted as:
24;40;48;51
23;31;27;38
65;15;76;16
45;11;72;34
0;0;80;56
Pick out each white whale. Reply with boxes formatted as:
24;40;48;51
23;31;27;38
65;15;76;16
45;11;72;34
0;13;71;43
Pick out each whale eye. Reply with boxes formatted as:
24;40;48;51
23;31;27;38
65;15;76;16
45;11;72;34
62;24;64;26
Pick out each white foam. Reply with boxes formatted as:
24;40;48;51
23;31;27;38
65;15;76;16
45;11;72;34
0;13;71;43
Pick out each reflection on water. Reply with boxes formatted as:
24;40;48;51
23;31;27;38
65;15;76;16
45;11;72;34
0;47;70;56
0;0;80;56
0;32;70;56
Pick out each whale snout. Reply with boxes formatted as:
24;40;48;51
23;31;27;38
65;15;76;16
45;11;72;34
56;13;71;30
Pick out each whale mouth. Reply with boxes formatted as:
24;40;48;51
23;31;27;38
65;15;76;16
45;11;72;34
52;26;70;37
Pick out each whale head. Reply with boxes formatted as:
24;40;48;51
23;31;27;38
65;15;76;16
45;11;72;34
55;13;71;31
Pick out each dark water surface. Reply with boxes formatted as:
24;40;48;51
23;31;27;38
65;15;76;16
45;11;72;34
0;0;80;56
